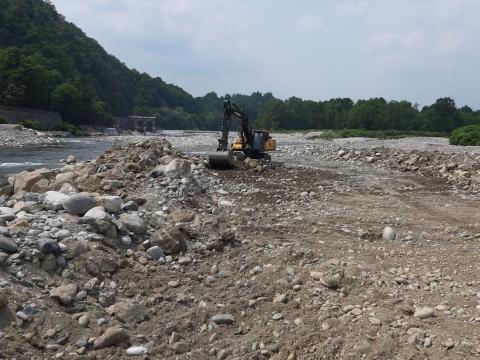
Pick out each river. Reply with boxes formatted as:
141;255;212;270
0;131;219;184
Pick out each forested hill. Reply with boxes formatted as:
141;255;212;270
0;0;197;125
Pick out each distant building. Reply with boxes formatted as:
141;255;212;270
104;128;118;135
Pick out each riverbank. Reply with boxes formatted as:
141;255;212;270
0;124;58;147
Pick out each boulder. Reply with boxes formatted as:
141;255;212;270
44;191;68;211
164;159;192;178
8;219;30;235
146;246;164;260
382;227;396;241
59;183;78;194
100;196;123;213
107;302;146;324
119;213;146;235
149;165;164;178
54;172;76;189
36;238;60;254
93;326;129;350
49;283;78;305
66;155;77;164
31;178;50;193
14;168;50;193
150;227;187;254
62;192;96;215
83;206;108;221
0;235;18;253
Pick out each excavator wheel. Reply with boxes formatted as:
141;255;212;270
208;150;234;169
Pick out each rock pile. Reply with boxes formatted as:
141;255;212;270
0;139;237;358
0;124;57;147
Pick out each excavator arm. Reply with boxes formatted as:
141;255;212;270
217;95;252;152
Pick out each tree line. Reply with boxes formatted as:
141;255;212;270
1;0;479;134
255;97;480;133
0;0;196;126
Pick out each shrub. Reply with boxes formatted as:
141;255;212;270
449;125;480;146
0;117;7;124
53;122;80;135
319;130;339;140
19;119;45;131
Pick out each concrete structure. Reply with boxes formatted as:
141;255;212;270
0;106;62;130
113;116;156;133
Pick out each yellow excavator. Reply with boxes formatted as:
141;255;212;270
208;95;276;169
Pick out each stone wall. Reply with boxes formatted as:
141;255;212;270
0;106;63;130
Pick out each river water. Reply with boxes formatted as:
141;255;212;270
0;131;219;185
0;138;112;179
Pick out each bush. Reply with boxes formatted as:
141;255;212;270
318;130;339;140
19;119;45;131
450;125;480;146
0;117;7;124
53;122;80;135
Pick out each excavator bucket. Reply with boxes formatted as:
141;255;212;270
208;150;234;169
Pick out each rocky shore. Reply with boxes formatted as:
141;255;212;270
0;139;235;358
0;124;58;147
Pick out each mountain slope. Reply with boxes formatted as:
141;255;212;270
0;0;197;125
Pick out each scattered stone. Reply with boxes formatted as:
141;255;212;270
93;326;129;349
78;314;89;328
101;196;123;213
173;341;190;354
36;238;60;254
119;213;146;235
414;307;434;319
164;159;192;178
44;191;68;211
150;227;187;254
211;314;235;325
382;227;396;241
66;155;77;164
50;284;78;305
83;206;108;220
0;235;18;253
107;302;147;324
127;346;148;356
146;246;164;260
62;192;96;215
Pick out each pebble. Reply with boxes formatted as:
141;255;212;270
444;338;455;349
211;313;235;325
168;280;180;288
173;341;190;354
127;346;148;356
414;307;434;319
272;313;283;321
0;235;18;253
382;227;396;241
78;314;89;328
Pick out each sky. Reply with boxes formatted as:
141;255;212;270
51;0;480;107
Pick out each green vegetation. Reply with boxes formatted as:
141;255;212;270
0;0;196;125
316;129;447;140
256;97;480;134
53;122;81;135
449;125;480;146
1;0;479;137
19;119;45;131
0;117;6;124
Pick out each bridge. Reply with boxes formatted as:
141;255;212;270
113;116;156;133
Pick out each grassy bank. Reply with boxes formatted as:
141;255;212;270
306;129;448;140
